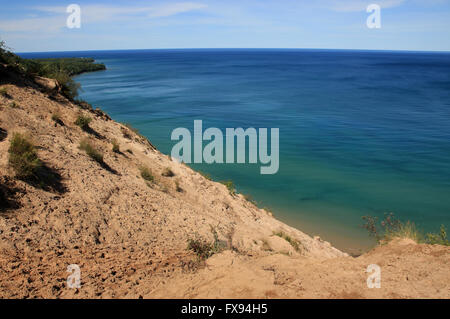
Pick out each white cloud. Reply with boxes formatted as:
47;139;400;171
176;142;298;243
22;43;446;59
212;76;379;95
0;2;207;33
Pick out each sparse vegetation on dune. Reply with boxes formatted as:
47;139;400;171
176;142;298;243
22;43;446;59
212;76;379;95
111;139;120;153
8;133;42;180
187;227;227;261
243;193;257;206
140;166;154;182
221;180;236;195
362;213;449;246
79;138;104;165
9;102;19;108
175;179;183;192
162;167;175;177
198;171;212;181
74;114;92;131
0;87;8;97
121;122;150;143
274;231;302;252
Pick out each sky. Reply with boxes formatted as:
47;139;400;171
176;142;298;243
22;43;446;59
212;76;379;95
0;0;449;52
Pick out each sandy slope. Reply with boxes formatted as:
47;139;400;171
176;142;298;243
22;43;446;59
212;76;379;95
0;68;448;299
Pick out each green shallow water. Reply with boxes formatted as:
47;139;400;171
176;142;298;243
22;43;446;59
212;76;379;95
21;49;450;253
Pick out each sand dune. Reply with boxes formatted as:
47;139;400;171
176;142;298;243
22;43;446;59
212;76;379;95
0;67;448;298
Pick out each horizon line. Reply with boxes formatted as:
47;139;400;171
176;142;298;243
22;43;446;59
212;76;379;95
17;47;450;55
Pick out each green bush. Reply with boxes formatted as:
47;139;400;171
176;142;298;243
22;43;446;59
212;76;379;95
426;225;449;246
187;227;226;260
140;166;154;182
221;180;236;195
74;114;92;131
175;179;183;192
9;102;19;108
273;231;302;252
162;167;175;177
111;139;120;153
243;194;257;206
0;87;8;97
199;171;212;181
362;213;449;246
8;133;42;179
51;112;62;123
79;139;104;164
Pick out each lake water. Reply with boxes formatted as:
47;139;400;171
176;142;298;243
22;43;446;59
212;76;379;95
21;49;450;253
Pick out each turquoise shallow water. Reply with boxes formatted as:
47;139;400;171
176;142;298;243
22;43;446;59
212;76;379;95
22;49;450;252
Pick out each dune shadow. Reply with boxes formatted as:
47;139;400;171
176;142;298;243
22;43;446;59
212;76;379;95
84;126;105;140
99;160;119;175
0;178;22;213
26;163;68;194
0;128;7;142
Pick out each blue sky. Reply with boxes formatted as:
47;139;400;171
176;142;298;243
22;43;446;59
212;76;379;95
0;0;449;52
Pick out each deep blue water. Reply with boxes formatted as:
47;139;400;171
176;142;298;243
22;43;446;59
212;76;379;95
20;49;450;252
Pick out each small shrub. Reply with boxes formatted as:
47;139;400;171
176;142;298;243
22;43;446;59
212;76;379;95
425;225;449;246
274;231;302;252
162;167;175;177
51;112;64;126
199;171;212;181
0;87;8;97
121;127;132;139
51;112;61;122
221;180;236;195
111;139;120;153
384;221;421;243
261;239;272;251
187;226;226;260
9;102;19;108
362;213;449;246
74;99;93;111
263;207;274;216
8;133;42;179
243;194;257;206
175;179;183;192
79;139;104;164
140;166;154;182
187;238;215;260
74;114;92;131
123;123;140;135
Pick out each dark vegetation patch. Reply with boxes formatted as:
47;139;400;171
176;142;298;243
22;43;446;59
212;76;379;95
140;166;154;182
0;86;11;98
362;213;449;246
79;138;117;174
1;40;104;101
51;112;64;126
8;133;66;193
221;180;236;196
162;167;175;177
111;139;120;153
187;227;227;261
74;114;104;139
